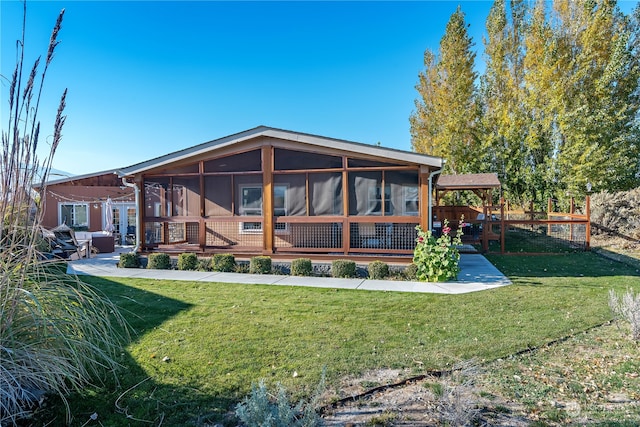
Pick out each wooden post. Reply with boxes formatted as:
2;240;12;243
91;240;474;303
342;157;349;255
530;200;534;222
500;197;505;254
136;176;145;250
570;197;575;243
585;196;591;251
482;204;488;252
419;172;430;232
199;162;205;250
262;145;274;254
547;197;553;235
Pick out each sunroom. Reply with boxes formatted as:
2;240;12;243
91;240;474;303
118;127;444;259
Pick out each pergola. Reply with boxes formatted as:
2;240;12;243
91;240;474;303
432;173;502;250
435;173;501;207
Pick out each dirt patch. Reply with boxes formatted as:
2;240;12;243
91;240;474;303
319;321;640;426
321;367;531;426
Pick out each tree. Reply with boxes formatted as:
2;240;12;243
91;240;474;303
417;0;640;208
480;0;533;206
552;0;640;197
411;7;481;176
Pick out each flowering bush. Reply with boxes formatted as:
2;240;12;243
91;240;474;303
413;218;464;282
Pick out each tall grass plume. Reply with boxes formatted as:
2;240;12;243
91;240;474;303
1;4;128;424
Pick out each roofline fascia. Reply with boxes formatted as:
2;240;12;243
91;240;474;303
117;127;444;176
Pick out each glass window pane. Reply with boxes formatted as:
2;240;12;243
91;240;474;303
241;187;262;212
75;205;88;226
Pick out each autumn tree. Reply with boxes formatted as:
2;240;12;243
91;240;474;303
410;7;481;175
413;0;640;208
552;0;640;197
480;0;533;205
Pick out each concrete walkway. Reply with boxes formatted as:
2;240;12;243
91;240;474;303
67;248;511;294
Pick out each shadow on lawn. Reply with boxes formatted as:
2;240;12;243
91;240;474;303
32;276;237;427
486;251;640;280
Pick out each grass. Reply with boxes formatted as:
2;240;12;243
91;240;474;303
32;252;640;426
481;225;589;254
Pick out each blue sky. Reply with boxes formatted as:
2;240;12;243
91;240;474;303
1;1;637;176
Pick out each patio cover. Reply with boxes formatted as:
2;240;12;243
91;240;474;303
435;173;501;204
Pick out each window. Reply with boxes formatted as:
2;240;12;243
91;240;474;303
240;186;262;232
60;203;89;228
273;185;288;232
367;185;391;215
403;186;419;216
239;185;288;233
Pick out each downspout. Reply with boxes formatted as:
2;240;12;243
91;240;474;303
121;177;141;253
427;163;445;233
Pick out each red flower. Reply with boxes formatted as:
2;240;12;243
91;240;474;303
443;226;451;235
418;236;424;243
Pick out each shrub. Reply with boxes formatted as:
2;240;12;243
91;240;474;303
413;218;463;282
212;253;236;272
609;288;640;341
591;189;640;239
235;262;250;274
403;263;418;280
332;260;356;278
250;256;272;274
235;371;325;427
291;258;313;276
177;253;198;271
435;361;481;426
147;253;171;270
197;258;211;271
118;252;140;268
367;260;389;279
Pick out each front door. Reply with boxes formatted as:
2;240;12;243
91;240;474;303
110;204;136;245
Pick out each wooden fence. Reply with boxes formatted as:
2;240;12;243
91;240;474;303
434;197;591;254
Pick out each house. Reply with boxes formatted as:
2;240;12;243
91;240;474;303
35;170;136;246
117;126;444;259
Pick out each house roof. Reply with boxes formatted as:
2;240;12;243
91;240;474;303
436;173;501;190
34;169;121;189
117;126;444;176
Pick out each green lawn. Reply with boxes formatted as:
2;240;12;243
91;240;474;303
35;252;639;426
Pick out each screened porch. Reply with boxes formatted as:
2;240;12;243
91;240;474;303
139;145;430;257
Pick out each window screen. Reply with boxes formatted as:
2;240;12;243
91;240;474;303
349;171;383;215
204;175;232;216
204;150;261;173
309;172;343;215
172;176;200;216
347;158;404;168
144;178;170;217
274;174;306;216
274;148;342;170
386;170;419;216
